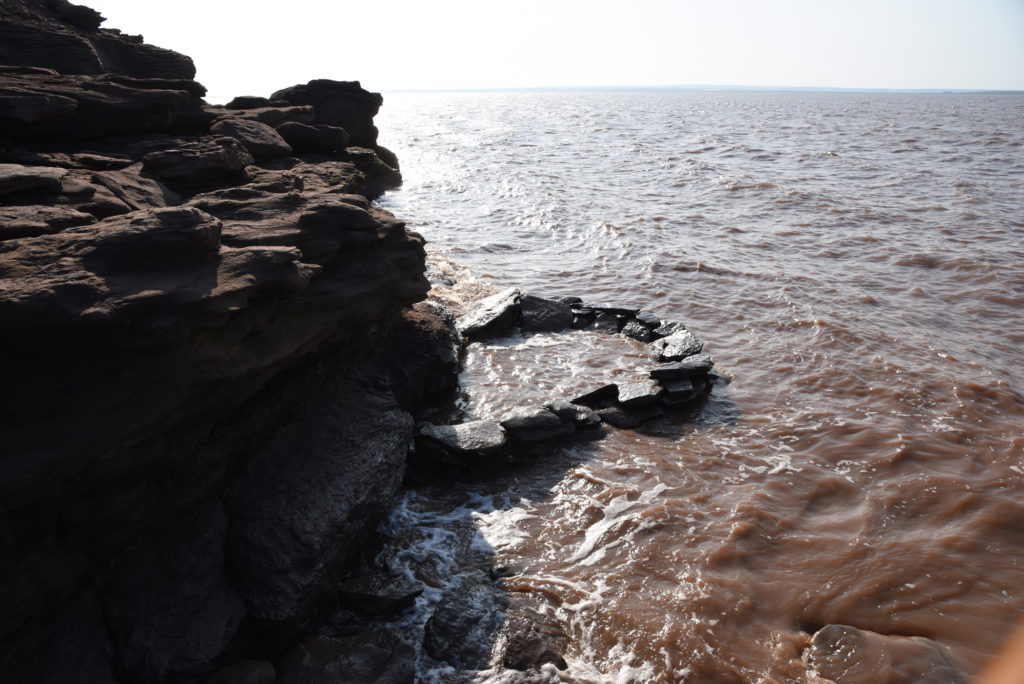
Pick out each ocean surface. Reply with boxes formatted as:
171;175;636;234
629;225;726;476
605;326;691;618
372;90;1024;683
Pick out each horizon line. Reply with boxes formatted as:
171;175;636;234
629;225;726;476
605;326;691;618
378;84;1024;95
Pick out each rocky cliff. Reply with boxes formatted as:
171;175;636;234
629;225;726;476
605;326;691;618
0;2;458;681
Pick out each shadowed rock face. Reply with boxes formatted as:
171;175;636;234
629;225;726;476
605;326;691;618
0;1;455;681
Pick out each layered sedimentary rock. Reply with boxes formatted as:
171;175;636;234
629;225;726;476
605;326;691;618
0;1;457;681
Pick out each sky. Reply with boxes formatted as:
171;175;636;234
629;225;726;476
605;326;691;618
85;0;1024;101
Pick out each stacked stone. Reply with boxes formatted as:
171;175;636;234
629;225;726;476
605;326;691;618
418;288;723;466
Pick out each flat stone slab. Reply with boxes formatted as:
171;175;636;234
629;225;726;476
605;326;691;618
456;287;521;340
544;401;601;430
617;380;663;407
418;420;507;456
500;406;569;441
650;353;714;380
521;294;573;332
573;302;638;317
570;383;618;409
0;163;67;196
597;407;639;429
620;319;651;342
651;320;687;338
647;330;703;362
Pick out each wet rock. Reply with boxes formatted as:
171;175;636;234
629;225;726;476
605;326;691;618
804;624;965;684
500;406;571;441
278;632;415;684
142;137;255;188
647;329;704;362
225;395;413;630
650;353;715;380
276;121;351;155
597;407;640;429
627;403;666;422
424;579;505;670
586;310;622;333
621;319;652;342
97;501;245;683
661;377;698;398
345;146;402;198
617;380;663;407
206;660;276;684
575;301;638;317
635;310;661;328
339;575;423;616
456;287;521;340
210;117;293;161
500;601;569;671
0;163;67;196
418;421;509;460
571;383;619;409
545;400;602;430
652;320;687;338
520;293;573;332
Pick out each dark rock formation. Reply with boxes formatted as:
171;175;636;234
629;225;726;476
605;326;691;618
647;329;704;362
0;2;456;681
424;578;506;670
520;293;573;332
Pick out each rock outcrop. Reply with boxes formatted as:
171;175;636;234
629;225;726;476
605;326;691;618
0;2;454;681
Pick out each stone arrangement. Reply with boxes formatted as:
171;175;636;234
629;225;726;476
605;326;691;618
417;287;722;467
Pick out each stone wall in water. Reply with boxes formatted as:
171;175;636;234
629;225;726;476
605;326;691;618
0;1;460;680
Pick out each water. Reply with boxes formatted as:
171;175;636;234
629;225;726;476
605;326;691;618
373;90;1024;682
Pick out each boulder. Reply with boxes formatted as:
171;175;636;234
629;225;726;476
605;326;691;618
635;310;661;328
544;400;602;430
277;632;415;684
650;353;715;380
586;311;621;333
142;136;255;188
616;380;663;407
500;599;569;672
417;420;509;461
456;287;521;340
271;79;384;148
338;575;423;616
0;163;67;195
571;383;619;409
276;121;350;155
597;407;640;429
424;579;505;670
621;319;652;342
500;405;571;441
652;320;687;338
520;293;573;332
210;117;293;161
804;624;965;684
224;104;316;127
647;329;703;362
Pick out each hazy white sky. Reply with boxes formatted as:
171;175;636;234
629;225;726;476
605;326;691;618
86;0;1024;100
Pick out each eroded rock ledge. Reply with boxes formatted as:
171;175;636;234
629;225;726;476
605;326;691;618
0;1;453;682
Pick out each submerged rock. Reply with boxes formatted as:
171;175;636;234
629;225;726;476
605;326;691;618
804;624;965;684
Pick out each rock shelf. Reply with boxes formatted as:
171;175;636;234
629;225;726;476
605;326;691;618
418;287;723;467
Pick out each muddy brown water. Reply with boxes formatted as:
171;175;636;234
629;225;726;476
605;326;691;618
374;90;1024;682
